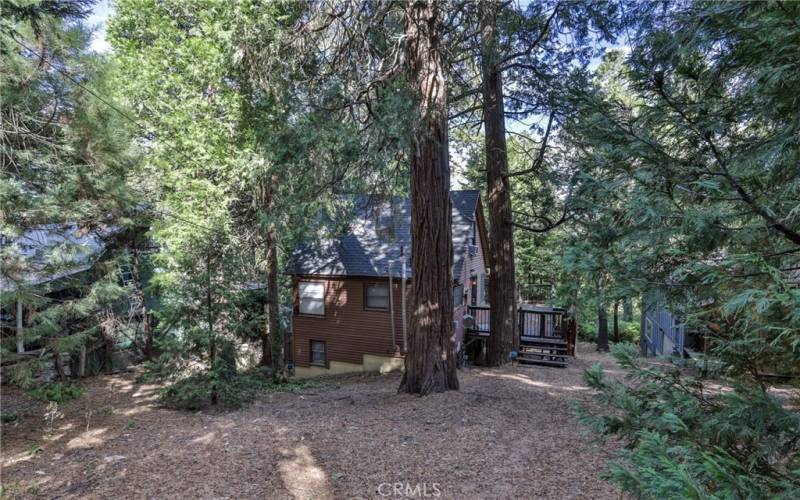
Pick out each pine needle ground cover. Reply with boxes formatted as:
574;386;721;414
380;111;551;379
2;345;620;499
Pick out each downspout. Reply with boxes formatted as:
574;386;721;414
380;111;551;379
388;260;396;351
401;245;407;351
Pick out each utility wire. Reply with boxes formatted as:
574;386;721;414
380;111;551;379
9;35;218;234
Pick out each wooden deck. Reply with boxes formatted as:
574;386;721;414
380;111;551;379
464;305;576;367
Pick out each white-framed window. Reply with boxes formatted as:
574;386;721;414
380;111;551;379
298;282;325;316
310;340;326;366
365;283;390;310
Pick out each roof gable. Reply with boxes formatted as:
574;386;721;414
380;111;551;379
286;190;482;281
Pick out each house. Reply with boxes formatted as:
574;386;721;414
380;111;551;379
285;190;490;378
641;288;708;358
1;221;152;379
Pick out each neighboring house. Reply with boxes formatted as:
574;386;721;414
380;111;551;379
285;190;489;378
641;288;697;357
642;269;800;359
1;222;152;377
641;290;682;357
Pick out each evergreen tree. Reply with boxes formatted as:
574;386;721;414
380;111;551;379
1;0;140;386
569;2;800;496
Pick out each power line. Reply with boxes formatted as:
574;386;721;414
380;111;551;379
9;35;219;234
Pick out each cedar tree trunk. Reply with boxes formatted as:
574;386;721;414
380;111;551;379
480;0;516;365
258;177;285;381
266;221;285;382
206;252;218;405
622;298;633;322
399;0;458;395
597;306;610;352
132;250;153;358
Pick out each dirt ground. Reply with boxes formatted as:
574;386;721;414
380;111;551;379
1;344;624;499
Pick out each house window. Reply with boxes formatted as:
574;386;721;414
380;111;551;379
470;273;478;306
310;340;326;366
454;285;463;307
298;282;325;316
482;275;489;305
364;283;390;310
471;221;476;246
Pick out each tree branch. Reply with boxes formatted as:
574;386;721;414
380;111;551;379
505;110;554;178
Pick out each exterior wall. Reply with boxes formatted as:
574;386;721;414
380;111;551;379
456;204;489;347
292;354;404;379
641;289;685;356
291;201;490;374
292;276;408;370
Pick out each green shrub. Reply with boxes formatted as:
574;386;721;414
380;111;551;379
574;344;800;498
1;411;19;424
159;369;327;410
26;382;82;403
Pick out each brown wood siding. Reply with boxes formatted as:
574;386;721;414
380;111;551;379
292;277;408;367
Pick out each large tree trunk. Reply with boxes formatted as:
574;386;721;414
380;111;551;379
266;221;286;382
132;250;153;358
399;0;458;395
622;298;633;322
597;306;610;352
257;177;285;382
206;252;218;405
480;0;516;365
613;300;620;343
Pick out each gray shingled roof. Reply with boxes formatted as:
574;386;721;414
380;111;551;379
1;224;112;292
286;190;481;282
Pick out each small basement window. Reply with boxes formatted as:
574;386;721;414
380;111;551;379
365;283;390;310
310;340;326;366
299;282;325;316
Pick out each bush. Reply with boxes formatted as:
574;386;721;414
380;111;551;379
1;411;19;424
26;382;82;404
158;370;325;410
573;344;800;498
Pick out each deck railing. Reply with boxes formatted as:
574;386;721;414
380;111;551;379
518;307;564;340
465;305;576;357
466;306;491;336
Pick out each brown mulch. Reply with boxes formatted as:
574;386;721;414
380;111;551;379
1;344;624;499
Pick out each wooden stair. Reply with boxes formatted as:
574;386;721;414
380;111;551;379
517;338;570;368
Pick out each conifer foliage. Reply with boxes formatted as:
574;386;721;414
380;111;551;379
568;2;800;496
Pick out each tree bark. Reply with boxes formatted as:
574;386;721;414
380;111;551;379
622;298;633;322
597;306;610;352
132;250;153;358
266;221;285;382
480;0;517;365
102;308;115;373
399;0;458;395
613;300;620;343
16;301;24;353
257;176;285;382
206;252;218;405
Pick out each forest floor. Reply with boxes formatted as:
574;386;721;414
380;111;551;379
1;343;623;499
